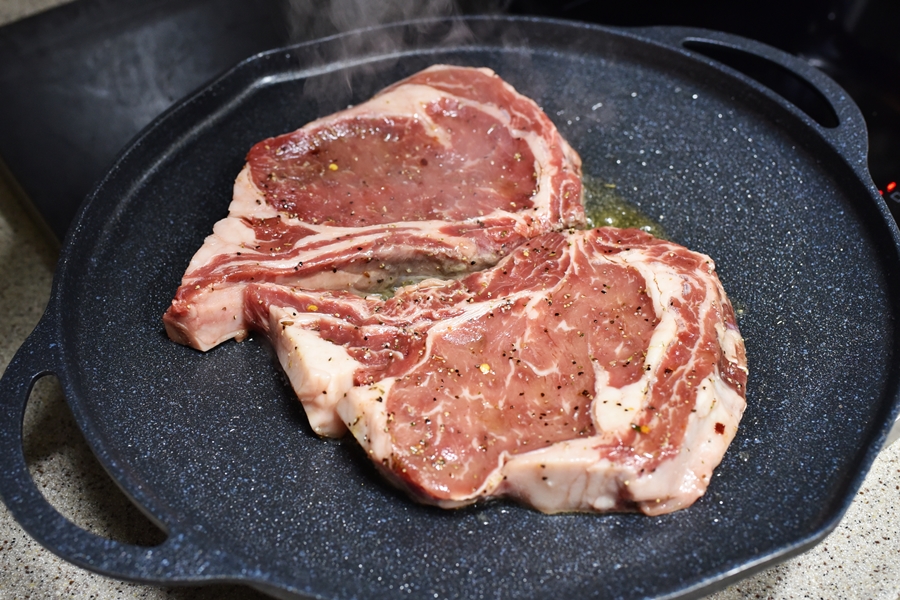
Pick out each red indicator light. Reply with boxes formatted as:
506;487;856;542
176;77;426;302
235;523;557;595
888;181;897;192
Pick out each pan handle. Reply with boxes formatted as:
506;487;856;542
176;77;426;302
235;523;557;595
0;315;238;584
631;26;870;170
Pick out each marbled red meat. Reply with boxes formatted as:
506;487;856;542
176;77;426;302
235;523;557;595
164;65;747;514
243;228;747;514
164;65;583;351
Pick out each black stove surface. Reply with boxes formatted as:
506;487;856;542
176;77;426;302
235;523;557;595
1;0;897;241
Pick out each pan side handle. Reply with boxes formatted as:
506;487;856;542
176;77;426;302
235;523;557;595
0;316;238;585
631;26;870;173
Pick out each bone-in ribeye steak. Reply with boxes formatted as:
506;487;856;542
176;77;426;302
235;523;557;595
164;65;748;514
244;228;747;514
163;65;583;351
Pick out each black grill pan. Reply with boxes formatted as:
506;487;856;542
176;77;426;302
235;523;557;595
2;17;899;600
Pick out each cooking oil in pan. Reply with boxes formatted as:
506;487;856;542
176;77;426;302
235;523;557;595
583;175;665;239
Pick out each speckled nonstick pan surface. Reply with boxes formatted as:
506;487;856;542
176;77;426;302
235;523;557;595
2;16;899;600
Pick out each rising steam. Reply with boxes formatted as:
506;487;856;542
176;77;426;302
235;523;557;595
282;0;515;112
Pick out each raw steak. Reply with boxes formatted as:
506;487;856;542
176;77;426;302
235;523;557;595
164;65;583;351
243;228;747;514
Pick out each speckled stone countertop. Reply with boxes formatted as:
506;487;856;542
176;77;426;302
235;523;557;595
0;2;898;599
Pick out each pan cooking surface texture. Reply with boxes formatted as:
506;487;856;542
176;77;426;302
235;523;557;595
30;19;899;600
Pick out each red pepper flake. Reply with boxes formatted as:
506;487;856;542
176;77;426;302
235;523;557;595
715;422;725;434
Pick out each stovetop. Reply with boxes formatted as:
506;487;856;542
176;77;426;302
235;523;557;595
0;0;897;241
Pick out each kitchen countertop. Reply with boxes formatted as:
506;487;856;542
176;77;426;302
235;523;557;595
0;2;898;599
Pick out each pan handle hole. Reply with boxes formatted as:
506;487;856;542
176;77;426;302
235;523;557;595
19;375;277;597
682;40;839;129
23;375;168;548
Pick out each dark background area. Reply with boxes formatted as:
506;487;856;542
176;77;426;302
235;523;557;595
0;0;897;242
